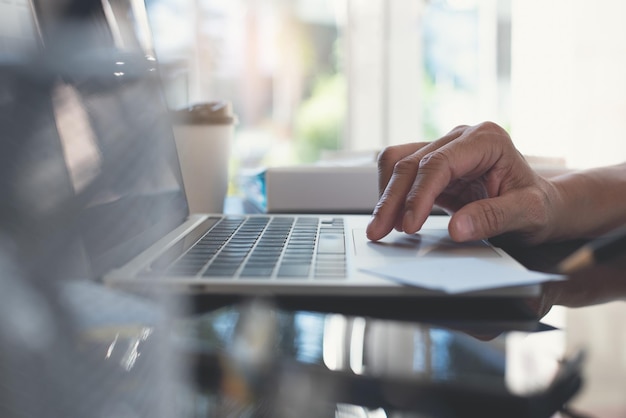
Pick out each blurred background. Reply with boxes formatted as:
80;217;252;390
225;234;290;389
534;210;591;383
1;1;624;416
3;0;625;187
140;0;626;190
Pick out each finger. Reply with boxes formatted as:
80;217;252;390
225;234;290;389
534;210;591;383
367;159;419;240
376;142;429;198
448;191;537;241
373;143;426;237
434;180;489;213
401;125;512;234
375;127;464;199
367;127;468;241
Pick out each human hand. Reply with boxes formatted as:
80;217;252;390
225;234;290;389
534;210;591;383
366;122;559;244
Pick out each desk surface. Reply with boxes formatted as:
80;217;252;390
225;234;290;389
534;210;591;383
177;299;626;418
49;275;626;418
557;302;626;417
8;240;619;418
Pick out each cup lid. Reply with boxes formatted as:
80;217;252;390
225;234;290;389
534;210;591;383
171;101;237;125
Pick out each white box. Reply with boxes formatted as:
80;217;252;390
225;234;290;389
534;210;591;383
265;164;379;213
261;154;566;215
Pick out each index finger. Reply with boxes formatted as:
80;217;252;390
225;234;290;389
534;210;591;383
375;142;430;198
366;127;467;241
400;124;512;234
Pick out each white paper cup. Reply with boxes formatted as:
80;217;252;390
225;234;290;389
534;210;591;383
172;102;236;214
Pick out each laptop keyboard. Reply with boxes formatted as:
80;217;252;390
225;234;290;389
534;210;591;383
164;216;347;279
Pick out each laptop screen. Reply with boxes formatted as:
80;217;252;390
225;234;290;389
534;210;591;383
4;0;189;280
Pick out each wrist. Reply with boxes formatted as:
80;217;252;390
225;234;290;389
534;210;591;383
540;177;571;242
547;164;626;240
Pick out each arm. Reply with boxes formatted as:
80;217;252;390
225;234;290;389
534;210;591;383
548;164;626;240
366;121;626;245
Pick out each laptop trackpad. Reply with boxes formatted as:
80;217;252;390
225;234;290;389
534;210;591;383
352;229;501;258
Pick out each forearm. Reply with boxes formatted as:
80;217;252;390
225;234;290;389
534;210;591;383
547;162;626;241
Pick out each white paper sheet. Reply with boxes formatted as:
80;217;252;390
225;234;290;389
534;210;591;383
360;258;565;294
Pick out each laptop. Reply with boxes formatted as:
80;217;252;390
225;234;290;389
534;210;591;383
15;1;542;316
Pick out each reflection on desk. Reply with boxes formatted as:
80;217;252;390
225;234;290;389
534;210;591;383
5;237;626;418
177;299;583;418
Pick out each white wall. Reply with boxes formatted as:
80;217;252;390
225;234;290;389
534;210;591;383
345;0;423;151
511;0;626;169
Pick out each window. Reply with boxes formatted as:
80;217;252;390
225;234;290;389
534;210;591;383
147;0;626;179
510;0;626;169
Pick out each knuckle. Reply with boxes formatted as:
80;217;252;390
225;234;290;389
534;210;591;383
450;124;469;134
377;143;428;168
377;146;401;167
476;121;501;132
476;122;512;143
371;200;386;217
419;150;449;171
393;157;418;176
377;188;397;204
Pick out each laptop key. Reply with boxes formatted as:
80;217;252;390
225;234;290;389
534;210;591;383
277;264;310;278
317;233;345;254
203;268;239;277
240;267;276;277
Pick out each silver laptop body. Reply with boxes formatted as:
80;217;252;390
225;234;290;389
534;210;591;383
104;212;539;298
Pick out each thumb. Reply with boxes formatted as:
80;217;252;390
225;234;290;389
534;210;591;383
448;195;522;242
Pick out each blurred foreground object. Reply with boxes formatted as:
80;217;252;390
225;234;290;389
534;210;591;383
0;1;188;417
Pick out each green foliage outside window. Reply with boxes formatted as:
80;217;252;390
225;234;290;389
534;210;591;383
293;73;346;163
